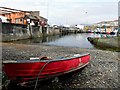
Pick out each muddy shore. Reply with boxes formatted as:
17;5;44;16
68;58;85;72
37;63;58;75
1;43;120;89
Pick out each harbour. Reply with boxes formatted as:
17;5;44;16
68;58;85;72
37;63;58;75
1;1;120;90
10;33;116;49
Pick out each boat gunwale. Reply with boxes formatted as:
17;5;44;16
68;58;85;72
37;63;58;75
2;53;90;64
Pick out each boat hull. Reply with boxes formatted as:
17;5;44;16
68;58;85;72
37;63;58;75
3;53;90;86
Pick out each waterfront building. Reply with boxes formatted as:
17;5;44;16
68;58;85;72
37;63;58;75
0;7;29;24
0;7;50;41
0;7;48;26
94;20;118;34
75;24;84;30
110;20;118;33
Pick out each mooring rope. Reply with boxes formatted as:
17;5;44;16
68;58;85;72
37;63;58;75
34;61;50;90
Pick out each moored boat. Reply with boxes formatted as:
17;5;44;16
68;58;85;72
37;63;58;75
2;53;90;86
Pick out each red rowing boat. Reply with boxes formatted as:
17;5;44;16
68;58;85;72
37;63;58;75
2;53;90;86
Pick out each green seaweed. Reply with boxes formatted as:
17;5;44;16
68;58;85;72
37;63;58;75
88;36;120;52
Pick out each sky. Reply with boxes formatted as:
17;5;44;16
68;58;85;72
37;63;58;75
0;0;119;25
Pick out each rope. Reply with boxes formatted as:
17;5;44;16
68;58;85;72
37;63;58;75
34;61;50;90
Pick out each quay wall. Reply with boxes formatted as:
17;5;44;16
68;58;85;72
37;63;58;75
48;28;61;36
1;22;85;42
1;23;61;41
2;23;30;41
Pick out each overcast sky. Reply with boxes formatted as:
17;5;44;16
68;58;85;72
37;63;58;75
0;0;119;25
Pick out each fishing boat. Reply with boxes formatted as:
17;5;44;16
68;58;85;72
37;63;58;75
2;53;90;87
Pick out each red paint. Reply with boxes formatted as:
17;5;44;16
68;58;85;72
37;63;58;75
3;54;90;84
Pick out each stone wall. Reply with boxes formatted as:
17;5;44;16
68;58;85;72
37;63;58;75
2;23;30;41
48;28;60;36
30;26;42;38
1;22;61;41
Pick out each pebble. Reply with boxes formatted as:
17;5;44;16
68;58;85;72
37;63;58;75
2;43;119;89
102;81;105;84
86;81;89;84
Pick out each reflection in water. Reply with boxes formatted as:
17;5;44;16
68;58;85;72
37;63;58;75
12;33;116;48
13;34;62;44
45;33;98;48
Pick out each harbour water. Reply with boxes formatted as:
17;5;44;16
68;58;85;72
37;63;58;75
14;33;100;48
12;33;115;48
44;33;101;48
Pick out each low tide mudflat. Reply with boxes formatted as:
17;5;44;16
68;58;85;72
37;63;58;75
1;42;120;89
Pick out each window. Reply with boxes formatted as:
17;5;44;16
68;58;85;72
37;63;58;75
15;18;20;23
2;14;5;16
20;19;22;21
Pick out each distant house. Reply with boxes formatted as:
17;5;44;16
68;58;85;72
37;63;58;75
36;16;48;27
24;14;39;26
75;24;84;30
111;20;118;32
94;20;118;33
0;7;48;26
0;7;29;24
0;12;33;25
29;11;48;26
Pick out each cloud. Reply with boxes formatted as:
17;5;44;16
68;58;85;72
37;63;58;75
0;0;119;25
50;2;118;25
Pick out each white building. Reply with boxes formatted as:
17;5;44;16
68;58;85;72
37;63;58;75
75;24;84;30
94;20;118;33
0;16;8;22
63;24;70;28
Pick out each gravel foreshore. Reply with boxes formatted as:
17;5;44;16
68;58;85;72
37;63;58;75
2;42;120;89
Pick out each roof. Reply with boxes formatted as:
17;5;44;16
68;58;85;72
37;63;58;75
24;15;38;20
96;19;118;24
113;20;118;22
36;16;48;21
0;7;30;14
